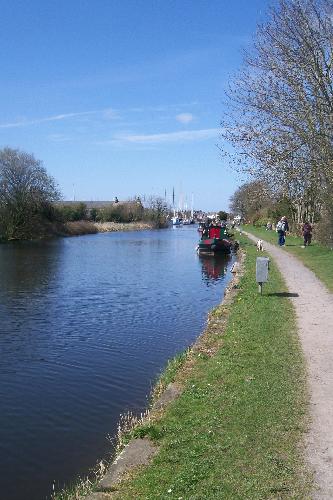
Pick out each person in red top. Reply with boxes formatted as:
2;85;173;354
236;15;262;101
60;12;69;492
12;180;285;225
302;221;312;246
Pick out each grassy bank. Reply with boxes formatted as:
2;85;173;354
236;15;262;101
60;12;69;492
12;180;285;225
245;225;333;292
90;235;311;499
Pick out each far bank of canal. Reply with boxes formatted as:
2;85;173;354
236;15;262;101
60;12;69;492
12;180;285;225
0;226;235;500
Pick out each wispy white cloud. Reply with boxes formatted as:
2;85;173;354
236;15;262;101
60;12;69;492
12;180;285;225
0;111;95;129
0;102;202;131
111;128;221;145
176;113;194;124
0;108;119;129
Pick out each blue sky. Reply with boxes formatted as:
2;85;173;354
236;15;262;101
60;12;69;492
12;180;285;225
0;0;268;211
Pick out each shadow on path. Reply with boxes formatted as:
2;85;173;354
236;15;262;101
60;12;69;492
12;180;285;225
267;292;299;298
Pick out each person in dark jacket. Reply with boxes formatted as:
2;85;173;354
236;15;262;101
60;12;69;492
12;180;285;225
302;221;312;246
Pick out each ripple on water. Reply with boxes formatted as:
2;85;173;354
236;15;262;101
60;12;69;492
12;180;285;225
0;228;234;500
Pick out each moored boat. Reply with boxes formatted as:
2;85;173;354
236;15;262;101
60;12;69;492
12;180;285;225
196;224;233;255
171;216;182;226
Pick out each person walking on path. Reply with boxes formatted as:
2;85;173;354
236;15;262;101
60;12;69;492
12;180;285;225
244;229;333;498
276;216;289;246
302;221;312;246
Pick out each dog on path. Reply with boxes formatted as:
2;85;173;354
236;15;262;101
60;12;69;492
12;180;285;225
256;239;263;251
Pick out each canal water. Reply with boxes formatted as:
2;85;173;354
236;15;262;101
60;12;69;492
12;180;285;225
0;226;234;500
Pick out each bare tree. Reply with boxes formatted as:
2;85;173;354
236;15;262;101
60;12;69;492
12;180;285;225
221;0;333;225
0;147;60;239
144;196;169;228
229;181;274;221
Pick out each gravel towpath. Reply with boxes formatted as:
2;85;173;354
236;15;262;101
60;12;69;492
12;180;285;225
245;232;333;499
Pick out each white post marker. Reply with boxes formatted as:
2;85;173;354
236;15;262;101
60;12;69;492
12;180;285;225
256;257;270;295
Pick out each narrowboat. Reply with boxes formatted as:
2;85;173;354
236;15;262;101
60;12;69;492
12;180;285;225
196;225;233;255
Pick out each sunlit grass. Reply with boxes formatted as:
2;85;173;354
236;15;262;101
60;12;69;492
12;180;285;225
106;235;312;499
246;225;333;292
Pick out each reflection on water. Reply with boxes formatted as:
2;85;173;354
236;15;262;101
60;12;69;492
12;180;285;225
0;239;62;294
199;254;231;284
0;240;63;372
0;227;234;500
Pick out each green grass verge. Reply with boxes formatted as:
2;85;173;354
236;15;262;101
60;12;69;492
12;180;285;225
245;225;333;292
152;350;190;400
108;235;311;499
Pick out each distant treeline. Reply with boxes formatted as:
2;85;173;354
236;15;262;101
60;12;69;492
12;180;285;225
56;199;169;226
0;147;169;241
